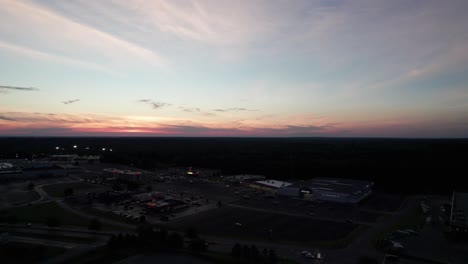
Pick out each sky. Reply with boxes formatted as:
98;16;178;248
1;0;468;137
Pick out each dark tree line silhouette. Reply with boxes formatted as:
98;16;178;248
231;243;277;264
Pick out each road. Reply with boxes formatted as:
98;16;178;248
21;180;421;264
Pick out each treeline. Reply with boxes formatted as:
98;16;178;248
0;243;55;263
231;243;278;264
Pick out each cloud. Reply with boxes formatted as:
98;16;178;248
62;99;80;105
0;85;39;92
137;99;170;110
0;40;113;74
0;111;337;137
0;115;16;121
180;107;201;113
1;111;467;137
214;108;257;112
0;0;168;71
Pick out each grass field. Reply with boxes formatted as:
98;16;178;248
3;191;40;205
0;229;98;244
0;241;66;264
169;206;359;245
0;201;131;231
42;182;112;198
0;202;90;226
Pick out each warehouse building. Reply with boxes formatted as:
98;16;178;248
248;179;293;192
278;178;373;204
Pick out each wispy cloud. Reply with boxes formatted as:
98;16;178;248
0;115;16;121
62;99;80;105
0;111;338;137
0;0;169;71
214;108;257;112
180;107;201;113
137;99;170;110
0;85;39;92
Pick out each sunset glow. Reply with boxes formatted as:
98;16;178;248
1;0;468;137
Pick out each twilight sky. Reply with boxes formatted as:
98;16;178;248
1;0;468;137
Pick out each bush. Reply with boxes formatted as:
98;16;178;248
46;216;60;227
88;218;102;231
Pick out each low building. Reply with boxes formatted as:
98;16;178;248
21;163;67;178
224;174;266;183
59;164;84;174
278;178;373;204
249;179;293;192
0;162;21;175
450;192;468;232
103;168;151;184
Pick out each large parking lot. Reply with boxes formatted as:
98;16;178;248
169;206;358;243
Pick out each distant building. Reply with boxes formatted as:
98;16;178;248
224;174;266;183
103;168;151;184
1;161;68;180
186;166;199;176
0;162;21;175
278;178;373;204
249;179;293;192
49;154;101;164
58;164;84;174
450;192;468;232
21;163;67;178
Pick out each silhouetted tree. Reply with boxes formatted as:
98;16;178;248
231;243;242;260
251;245;260;262
357;256;379;264
268;249;277;264
107;235;117;250
167;232;184;250
64;187;74;197
242;245;251;261
189;238;207;254
88;218;102;231
7;215;18;224
185;227;198;239
46;216;60;227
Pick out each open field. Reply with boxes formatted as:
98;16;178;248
42;182;112;198
0;241;66;264
0;202;90;226
0;229;97;243
169;206;358;244
2;190;40;206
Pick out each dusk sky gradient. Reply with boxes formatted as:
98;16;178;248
1;0;468;137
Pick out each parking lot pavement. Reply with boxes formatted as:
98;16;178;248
230;194;382;225
396;197;468;264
